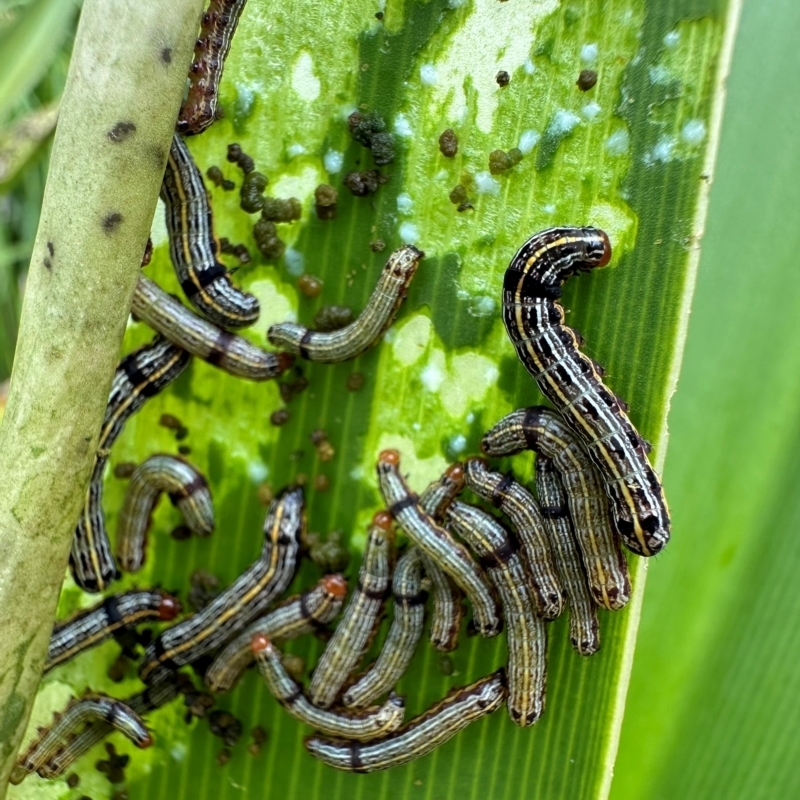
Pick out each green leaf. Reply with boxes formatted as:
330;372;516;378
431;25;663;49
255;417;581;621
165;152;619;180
0;0;76;124
612;1;800;797
11;0;737;798
0;102;58;188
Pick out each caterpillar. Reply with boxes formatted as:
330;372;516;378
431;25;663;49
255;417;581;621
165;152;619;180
446;501;547;727
463;458;563;619
252;635;405;741
481;406;631;610
376;450;502;638
343;547;426;708
132;276;293;381
11;695;152;784
205;575;347;693
116;454;214;573
307;513;393;709
45;589;181;673
139;486;304;684
267;246;423;362
34;677;180;779
502;227;670;555
304;670;506;773
161;134;259;328
418;463;466;652
176;0;248;136
70;337;191;592
535;456;600;655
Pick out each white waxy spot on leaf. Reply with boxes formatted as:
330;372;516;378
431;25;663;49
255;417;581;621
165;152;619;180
475;171;500;195
549;109;581;135
171;743;187;762
420;64;438;85
605;129;630;155
646;136;676;164
397;192;413;213
248;462;268;482
518;129;540;154
291;52;321;102
580;43;598;64
284;248;305;277
234;84;255;118
582;102;601;121
448;434;467;455
394;113;413;137
421;360;445;392
467;295;496;317
681;119;706;145
399;221;420;244
649;65;671;85
324;150;344;173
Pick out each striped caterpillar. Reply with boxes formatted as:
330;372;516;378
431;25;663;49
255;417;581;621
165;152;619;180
45;589;180;673
305;670;506;773
205;575;347;694
502;227;670;555
177;0;248;135
307;513;393;709
446;501;546;727
462;458;563;619
268;246;423;362
161;134;259;329
342;547;426;708
116;454;214;573
70;337;190;592
139;487;303;684
11;695;152;784
21;679;180;780
252;635;406;741
535;456;600;655
376;450;502;638
481;406;631;610
418;464;466;652
132;276;292;381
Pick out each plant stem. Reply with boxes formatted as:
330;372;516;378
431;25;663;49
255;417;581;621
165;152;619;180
0;0;203;788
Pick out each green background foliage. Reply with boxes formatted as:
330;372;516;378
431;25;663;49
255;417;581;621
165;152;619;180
613;1;800;797
7;0;800;798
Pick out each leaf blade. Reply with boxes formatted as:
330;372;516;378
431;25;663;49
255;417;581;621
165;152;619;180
12;0;738;798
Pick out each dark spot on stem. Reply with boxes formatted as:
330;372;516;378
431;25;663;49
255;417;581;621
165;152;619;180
102;212;123;234
148;144;167;170
47;241;54;256
43;257;52;270
161;47;172;64
108;122;136;143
